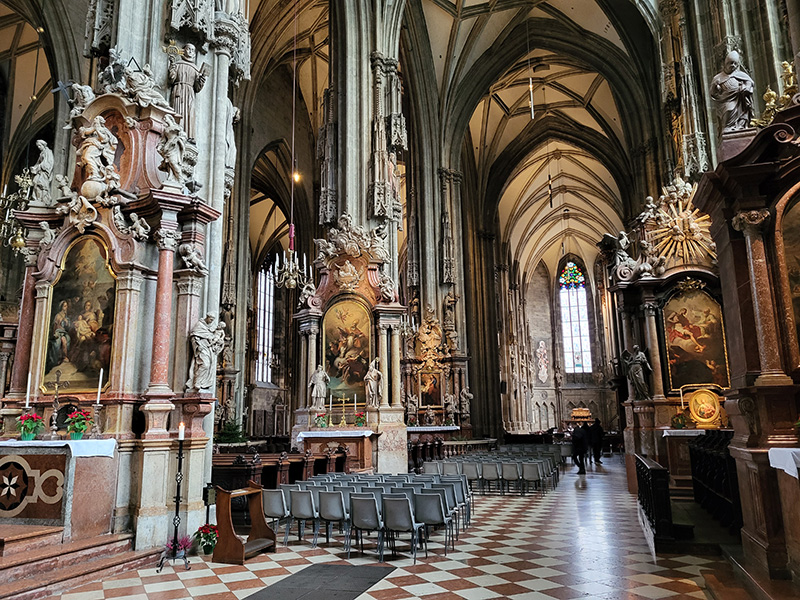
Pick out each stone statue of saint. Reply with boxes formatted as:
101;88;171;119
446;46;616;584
77;115;118;199
308;365;330;412
30;140;54;206
443;288;459;329
536;340;549;384
39;221;56;248
710;50;754;134
424;405;436;425
364;358;382;407
158;114;187;186
66;83;96;126
444;393;457;423
622;345;652;402
224;98;240;168
459;387;472;417
185;313;226;392
406;393;419;420
168;43;209;140
127;64;171;110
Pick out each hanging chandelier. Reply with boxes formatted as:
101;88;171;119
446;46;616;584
273;0;311;291
0;169;33;252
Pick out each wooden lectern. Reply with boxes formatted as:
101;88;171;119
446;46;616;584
213;479;276;565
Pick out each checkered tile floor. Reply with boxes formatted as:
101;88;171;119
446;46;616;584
57;458;721;599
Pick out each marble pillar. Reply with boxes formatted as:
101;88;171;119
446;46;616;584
379;323;390;408
8;265;36;397
732;210;793;386
391;326;402;408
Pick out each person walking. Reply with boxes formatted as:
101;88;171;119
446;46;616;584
581;422;592;464
572;425;587;474
589;418;604;464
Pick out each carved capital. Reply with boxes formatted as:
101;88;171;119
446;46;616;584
35;281;50;300
154;228;181;251
732;209;770;236
116;271;145;292
212;16;238;55
643;301;659;316
176;276;203;296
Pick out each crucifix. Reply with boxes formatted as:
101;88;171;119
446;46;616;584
51;79;73;100
45;370;69;440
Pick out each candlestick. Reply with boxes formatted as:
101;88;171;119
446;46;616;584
25;371;31;408
178;422;185;440
96;368;103;404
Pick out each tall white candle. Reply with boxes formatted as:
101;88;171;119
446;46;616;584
96;368;104;404
354;394;357;412
178;422;185;440
25;371;31;408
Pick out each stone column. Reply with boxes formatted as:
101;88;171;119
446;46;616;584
642;301;665;400
0;352;10;398
379;323;390;408
391;326;402;408
29;281;53;395
8;263;36;396
142;227;180;438
308;325;319;386
732;210;793;386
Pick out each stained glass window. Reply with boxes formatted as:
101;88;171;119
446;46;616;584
559;262;592;373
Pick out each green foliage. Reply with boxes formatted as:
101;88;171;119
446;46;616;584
216;421;247;443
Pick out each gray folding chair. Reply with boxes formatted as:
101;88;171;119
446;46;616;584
262;489;290;542
348;495;385;561
414;492;453;556
383;496;425;564
286;490;320;547
319;490;350;548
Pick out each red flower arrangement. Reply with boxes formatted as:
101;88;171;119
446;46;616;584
194;524;219;553
17;413;45;437
354;412;366;427
65;409;93;434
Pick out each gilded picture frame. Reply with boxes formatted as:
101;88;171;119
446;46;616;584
41;236;116;394
322;298;372;403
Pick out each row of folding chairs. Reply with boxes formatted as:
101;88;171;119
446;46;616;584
262;481;467;563
424;457;559;495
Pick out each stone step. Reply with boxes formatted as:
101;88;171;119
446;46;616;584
0;525;64;557
0;532;133;584
0;547;161;600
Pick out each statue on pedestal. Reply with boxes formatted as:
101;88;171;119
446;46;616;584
77;115;118;199
158;114;188;186
365;358;382;407
710;50;754;134
308;365;330;412
30;140;54;206
444;393;457;424
185;313;226;392
622;345;652;402
168;43;209;141
406;393;419;422
459;387;472;418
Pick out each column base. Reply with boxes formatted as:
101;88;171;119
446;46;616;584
374;408;408;474
754;373;795;387
141;399;175;440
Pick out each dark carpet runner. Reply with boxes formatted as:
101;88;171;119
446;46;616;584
244;563;395;600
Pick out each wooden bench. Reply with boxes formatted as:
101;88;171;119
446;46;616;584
213;480;276;565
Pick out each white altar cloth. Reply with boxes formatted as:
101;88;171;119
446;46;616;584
0;439;117;458
662;429;706;437
768;448;800;479
407;426;460;432
297;430;374;443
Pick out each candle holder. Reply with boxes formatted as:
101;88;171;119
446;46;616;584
45;369;69;440
89;401;103;439
156;437;190;572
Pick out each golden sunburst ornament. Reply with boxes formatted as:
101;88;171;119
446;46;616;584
641;178;716;268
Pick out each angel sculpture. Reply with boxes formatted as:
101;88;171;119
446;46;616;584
622;345;652;402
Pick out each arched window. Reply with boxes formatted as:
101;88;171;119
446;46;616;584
254;265;276;383
559;261;592;373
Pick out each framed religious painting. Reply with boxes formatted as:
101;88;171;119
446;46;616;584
322;298;372;404
41;236;116;393
662;287;730;392
418;371;442;406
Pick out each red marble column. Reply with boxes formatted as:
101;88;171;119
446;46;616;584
8;265;36;396
732;209;793;384
147;228;180;395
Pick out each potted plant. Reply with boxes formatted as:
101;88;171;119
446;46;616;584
193;524;219;554
17;413;45;440
354;412;366;427
65;409;93;440
314;413;328;428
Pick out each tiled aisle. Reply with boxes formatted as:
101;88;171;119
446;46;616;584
58;459;721;600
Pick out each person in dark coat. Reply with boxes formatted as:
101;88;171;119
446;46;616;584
581;422;592;463
589;418;604;464
572;425;587;474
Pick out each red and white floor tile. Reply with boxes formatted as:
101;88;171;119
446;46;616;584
57;459;721;600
